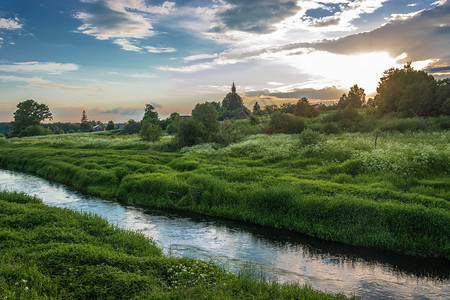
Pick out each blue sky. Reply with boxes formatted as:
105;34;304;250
0;0;449;122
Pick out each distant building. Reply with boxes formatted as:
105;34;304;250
180;115;191;121
93;124;106;131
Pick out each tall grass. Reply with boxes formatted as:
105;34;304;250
0;131;448;259
0;191;348;299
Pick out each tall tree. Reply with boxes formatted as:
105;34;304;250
80;110;93;132
221;82;249;119
11;100;52;135
143;104;159;124
376;63;437;116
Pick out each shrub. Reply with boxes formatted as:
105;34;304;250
298;129;322;147
18;125;50;137
140;121;162;142
269;112;306;134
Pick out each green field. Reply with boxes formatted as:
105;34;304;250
0;130;449;260
0;191;348;299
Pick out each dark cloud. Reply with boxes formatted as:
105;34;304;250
309;3;450;63
245;86;347;100
95;108;143;115
211;0;300;33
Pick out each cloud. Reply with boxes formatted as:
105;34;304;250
261;86;348;100
128;73;156;79
113;38;141;51
0;17;22;30
184;53;218;62
303;0;389;30
0;62;79;74
0;75;109;92
75;0;176;52
210;0;300;33
92;107;142;115
308;3;450;64
144;46;176;53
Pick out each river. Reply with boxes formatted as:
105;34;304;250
0;169;448;299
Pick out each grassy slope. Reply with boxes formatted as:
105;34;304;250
0;131;448;260
0;191;347;299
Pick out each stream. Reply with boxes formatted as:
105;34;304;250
0;169;448;299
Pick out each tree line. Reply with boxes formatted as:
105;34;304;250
4;63;449;141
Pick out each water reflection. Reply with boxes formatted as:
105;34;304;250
0;169;448;299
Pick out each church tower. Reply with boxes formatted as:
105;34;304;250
231;82;236;94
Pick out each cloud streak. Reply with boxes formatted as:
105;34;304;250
0;75;108;92
0;62;79;74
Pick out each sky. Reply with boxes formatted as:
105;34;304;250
0;0;449;122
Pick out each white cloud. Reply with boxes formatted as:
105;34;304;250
184;53;218;62
0;17;22;30
113;38;141;52
75;0;176;52
0;75;108;92
0;62;79;74
390;9;424;21
408;3;417;7
128;73;156;79
144;46;176;53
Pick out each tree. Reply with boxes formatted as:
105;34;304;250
338;85;365;109
436;78;450;115
252;101;262;116
376;63;437;116
11;100;53;135
106;120;115;130
192;102;219;142
220;82;249;119
140;121;162;142
123;119;141;134
80;110;93;132
143;104;159;124
269;111;306;134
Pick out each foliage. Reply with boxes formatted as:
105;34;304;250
252;101;261;114
140;120;163;142
122;119;141;134
11;100;53;136
216;120;245;145
338;84;365;109
269;111;306;134
143;104;159;125
80;110;93;132
174;119;205;147
220;86;249;119
293;100;319;118
174;103;219;147
17;125;51;137
376;63;439;116
106;120;115;130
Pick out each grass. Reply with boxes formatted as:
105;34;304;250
0;191;349;299
0;131;448;260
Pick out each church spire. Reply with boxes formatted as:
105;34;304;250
231;81;236;94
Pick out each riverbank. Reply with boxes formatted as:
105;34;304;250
0;131;449;260
0;190;349;299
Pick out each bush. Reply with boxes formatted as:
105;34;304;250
217;120;245;145
18;125;50;137
140;121;162;142
298;129;322;147
378;118;424;132
269;112;306;134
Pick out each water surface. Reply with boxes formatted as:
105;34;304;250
1;169;448;299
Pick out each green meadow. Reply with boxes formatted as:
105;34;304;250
0;190;349;299
0;130;448;260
